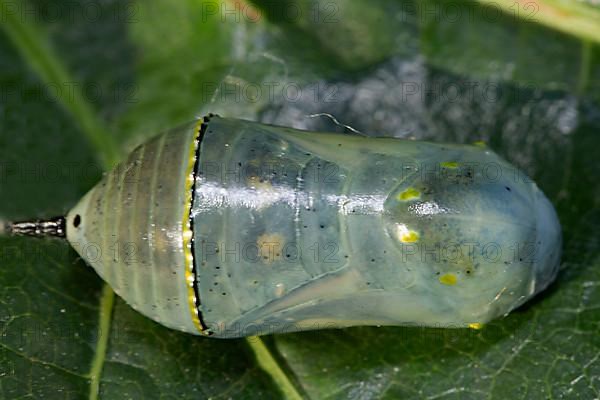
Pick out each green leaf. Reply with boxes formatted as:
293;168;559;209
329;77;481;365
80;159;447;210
419;0;594;96
1;0;599;399
473;0;600;44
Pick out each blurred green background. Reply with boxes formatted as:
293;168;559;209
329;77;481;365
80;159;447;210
0;0;599;398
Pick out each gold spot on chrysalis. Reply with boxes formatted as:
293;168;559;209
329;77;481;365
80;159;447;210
396;224;420;243
401;231;419;243
439;273;457;285
440;161;459;169
397;187;420;201
274;283;285;297
257;233;284;264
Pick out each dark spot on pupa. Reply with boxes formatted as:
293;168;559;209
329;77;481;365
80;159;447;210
505;186;511;192
73;215;82;228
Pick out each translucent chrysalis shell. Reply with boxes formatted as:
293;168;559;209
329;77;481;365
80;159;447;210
65;116;561;338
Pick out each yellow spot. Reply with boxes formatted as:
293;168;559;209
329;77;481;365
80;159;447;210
274;283;285;297
440;161;459;169
439;273;457;285
396;187;420;201
473;140;486;148
396;224;420;243
468;322;484;330
400;231;419;243
257;233;284;264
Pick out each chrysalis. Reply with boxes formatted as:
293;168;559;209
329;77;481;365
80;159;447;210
4;115;561;338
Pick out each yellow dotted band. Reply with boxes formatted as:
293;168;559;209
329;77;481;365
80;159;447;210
182;118;209;334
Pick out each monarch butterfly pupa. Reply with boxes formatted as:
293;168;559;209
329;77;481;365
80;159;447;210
3;115;562;338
